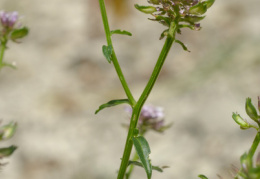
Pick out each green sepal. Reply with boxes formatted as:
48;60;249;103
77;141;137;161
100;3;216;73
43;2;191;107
204;0;215;8
10;27;29;41
0;145;17;158
110;29;132;36
198;174;208;179
0;122;17;141
245;98;259;122
182;15;206;23
132;136;152;179
189;2;207;15
95;99;130;114
102;45;113;63
128;160;168;173
175;40;190;52
153;15;171;27
135;4;157;14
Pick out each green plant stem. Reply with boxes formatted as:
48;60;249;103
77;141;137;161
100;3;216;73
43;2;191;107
99;0;136;106
117;23;176;179
0;39;7;70
125;152;139;179
248;131;260;162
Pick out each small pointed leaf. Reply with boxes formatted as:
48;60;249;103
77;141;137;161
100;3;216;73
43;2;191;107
110;29;132;36
95;99;130;114
175;40;190;52
132;136;152;179
11;27;29;41
198;174;208;179
102;45;113;63
205;0;215;8
0;145;17;158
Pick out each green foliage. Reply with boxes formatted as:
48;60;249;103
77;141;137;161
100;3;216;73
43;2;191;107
198;174;208;179
95;99;130;114
132;136;152;179
102;45;113;63
245;98;259;123
128;160;168;173
11;27;29;42
110;29;132;36
0;145;17;158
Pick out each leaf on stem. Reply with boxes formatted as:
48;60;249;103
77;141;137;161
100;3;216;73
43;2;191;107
95;99;130;114
0;145;17;158
11;27;29;42
132;136;152;179
102;45;113;63
128;160;168;173
110;29;132;36
175;40;190;52
198;174;208;179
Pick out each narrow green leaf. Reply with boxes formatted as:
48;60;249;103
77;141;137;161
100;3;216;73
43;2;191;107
175;40;190;52
128;160;167;172
132;136;152;179
11;27;29;41
110;29;132;36
198;174;208;179
0;145;17;158
102;45;113;63
95;99;130;114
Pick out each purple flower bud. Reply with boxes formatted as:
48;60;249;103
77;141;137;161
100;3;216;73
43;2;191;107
0;11;19;29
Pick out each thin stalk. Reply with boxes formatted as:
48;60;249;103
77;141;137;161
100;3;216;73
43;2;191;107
248;131;260;162
99;0;136;106
0;39;7;70
117;22;176;179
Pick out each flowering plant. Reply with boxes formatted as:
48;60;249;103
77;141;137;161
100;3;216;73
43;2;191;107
96;0;214;178
0;11;28;70
0;10;28;169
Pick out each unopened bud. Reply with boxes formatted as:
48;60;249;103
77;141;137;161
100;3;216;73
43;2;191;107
135;4;157;14
232;113;250;129
245;98;258;122
189;2;207;15
0;122;17;140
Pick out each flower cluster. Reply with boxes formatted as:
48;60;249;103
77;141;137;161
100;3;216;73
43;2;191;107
125;105;172;134
135;0;214;40
0;11;28;44
0;11;19;30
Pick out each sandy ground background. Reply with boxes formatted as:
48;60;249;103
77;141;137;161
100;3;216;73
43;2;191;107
0;0;260;179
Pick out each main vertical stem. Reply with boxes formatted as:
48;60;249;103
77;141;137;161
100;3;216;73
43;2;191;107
248;131;260;162
117;34;175;179
0;39;7;70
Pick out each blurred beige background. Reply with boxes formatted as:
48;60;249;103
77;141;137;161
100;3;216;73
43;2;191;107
0;0;260;179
